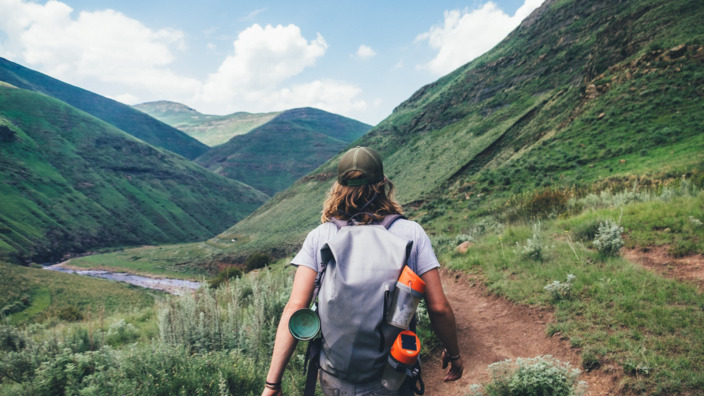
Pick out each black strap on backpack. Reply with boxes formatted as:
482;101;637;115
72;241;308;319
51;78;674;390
302;336;321;396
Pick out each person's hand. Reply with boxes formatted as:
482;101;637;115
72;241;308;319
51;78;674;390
441;349;464;382
262;381;282;396
261;386;282;396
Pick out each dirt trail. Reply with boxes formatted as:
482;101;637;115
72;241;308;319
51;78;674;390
623;246;704;291
421;269;619;395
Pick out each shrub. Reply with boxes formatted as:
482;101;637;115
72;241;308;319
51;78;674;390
245;253;271;272
570;218;602;242
56;306;83;322
544;274;576;301
0;324;27;352
480;355;586;396
593;220;624;256
581;349;601;371
688;216;703;229
455;234;475;244
209;266;244;289
158;270;289;358
106;319;139;346
505;189;571;222
514;222;544;261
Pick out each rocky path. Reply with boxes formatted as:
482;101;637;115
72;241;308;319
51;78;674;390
421;269;619;395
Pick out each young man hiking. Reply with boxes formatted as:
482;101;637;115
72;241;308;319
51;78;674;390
262;146;463;396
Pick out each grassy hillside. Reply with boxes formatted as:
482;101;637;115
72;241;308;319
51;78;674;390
0;262;156;325
211;0;703;259
133;101;281;147
195;108;371;196
0;58;208;159
0;85;268;264
3;0;702;394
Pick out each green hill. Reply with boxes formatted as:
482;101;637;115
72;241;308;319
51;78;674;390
133;101;281;147
0;84;269;264
0;58;208;160
194;107;371;196
206;0;704;259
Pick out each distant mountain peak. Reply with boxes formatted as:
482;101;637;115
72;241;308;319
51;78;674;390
134;100;201;115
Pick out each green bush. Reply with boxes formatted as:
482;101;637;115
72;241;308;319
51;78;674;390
0;270;299;395
593;220;624;256
480;355;586;396
0;324;27;352
513;222;544;261
209;266;244;289
544;274;576;301
56;306;84;322
158;270;289;357
245;253;271;272
569;218;601;242
106;319;139;346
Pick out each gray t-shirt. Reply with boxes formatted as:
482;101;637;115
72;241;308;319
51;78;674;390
291;218;440;276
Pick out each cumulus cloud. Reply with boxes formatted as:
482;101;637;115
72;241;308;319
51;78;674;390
197;23;334;112
0;0;200;97
0;0;368;121
417;0;544;75
273;79;367;114
355;44;376;59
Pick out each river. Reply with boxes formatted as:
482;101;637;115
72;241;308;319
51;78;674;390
44;264;203;295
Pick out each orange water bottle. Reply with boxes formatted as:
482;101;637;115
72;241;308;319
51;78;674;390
381;330;420;391
387;266;426;329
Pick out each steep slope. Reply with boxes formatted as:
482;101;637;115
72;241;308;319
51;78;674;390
0;85;269;264
0;58;208;160
195;107;371;196
211;0;704;258
134;101;281;147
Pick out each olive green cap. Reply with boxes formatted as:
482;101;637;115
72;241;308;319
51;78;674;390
337;146;384;186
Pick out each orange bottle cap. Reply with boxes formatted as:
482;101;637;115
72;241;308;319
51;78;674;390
398;266;425;294
390;330;421;366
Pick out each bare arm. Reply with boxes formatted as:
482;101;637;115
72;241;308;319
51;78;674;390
262;265;318;395
420;268;464;382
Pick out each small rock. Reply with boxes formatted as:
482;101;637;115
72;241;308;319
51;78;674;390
456;241;473;254
669;44;686;58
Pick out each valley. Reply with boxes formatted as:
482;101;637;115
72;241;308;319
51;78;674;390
1;0;703;394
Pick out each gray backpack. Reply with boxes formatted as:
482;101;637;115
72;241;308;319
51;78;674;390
316;214;412;383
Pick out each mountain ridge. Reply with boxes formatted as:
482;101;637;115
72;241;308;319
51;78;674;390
0;58;208;159
134;100;281;147
194;107;371;196
0;85;269;264
207;0;704;259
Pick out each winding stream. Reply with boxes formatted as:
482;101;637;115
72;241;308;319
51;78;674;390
44;264;202;295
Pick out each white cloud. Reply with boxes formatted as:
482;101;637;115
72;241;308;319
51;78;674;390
197;23;329;111
417;0;544;75
110;93;140;105
240;7;268;21
273;79;367;115
0;0;200;99
355;44;376;59
0;1;368;121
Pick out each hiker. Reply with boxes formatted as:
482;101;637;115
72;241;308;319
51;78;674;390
262;146;463;396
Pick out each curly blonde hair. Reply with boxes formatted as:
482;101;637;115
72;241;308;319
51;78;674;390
321;171;404;224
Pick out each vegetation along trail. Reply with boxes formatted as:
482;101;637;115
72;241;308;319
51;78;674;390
422;269;618;395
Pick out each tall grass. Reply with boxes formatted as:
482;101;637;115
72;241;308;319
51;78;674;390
440;186;704;394
0;266;307;396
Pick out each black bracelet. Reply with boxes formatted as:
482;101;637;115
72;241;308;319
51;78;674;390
444;349;462;361
265;381;282;390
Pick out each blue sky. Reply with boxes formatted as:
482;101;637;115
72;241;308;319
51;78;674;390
0;0;544;125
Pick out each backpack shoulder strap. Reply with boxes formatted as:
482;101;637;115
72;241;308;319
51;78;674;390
376;214;405;229
329;214;405;230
